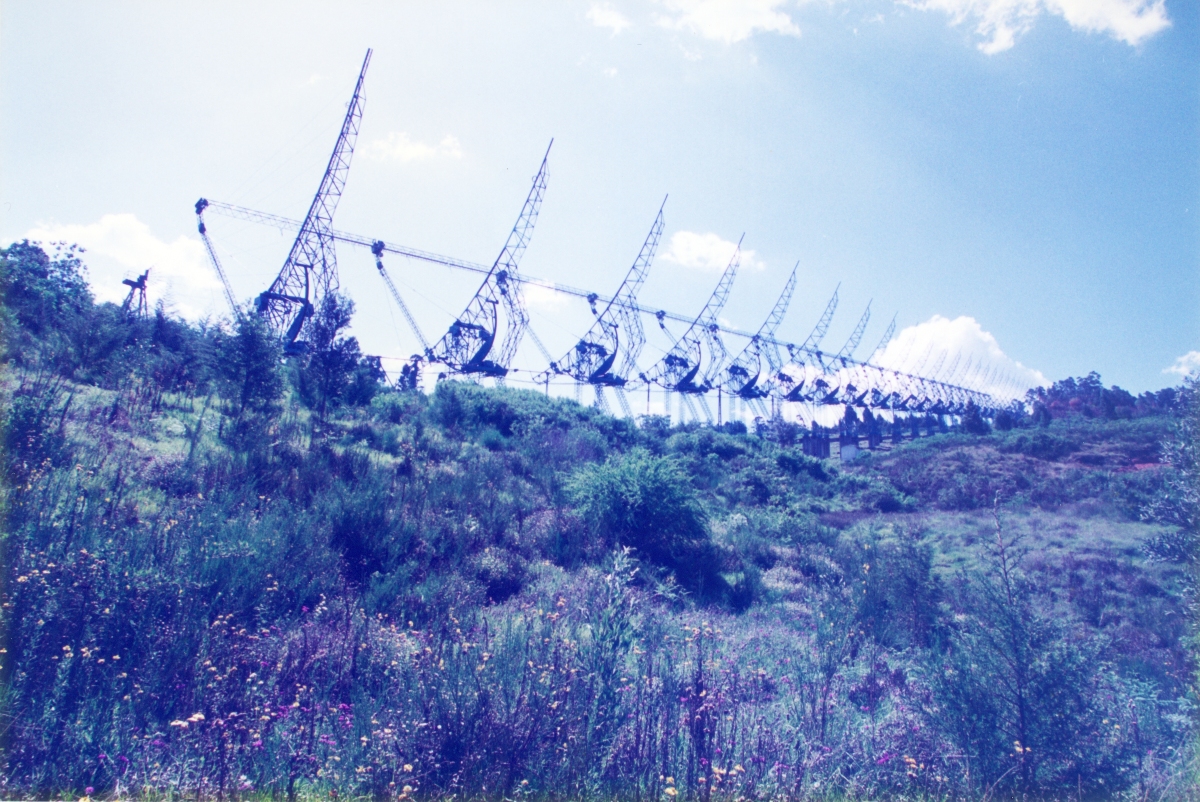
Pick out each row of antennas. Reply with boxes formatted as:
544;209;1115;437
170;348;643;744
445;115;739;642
195;49;1019;419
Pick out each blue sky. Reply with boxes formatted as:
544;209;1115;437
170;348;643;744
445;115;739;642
2;0;1196;396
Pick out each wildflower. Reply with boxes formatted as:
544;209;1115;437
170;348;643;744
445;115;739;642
664;789;678;797
187;712;205;723
404;764;413;772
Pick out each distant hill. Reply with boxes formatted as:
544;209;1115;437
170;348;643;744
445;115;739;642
2;240;1196;800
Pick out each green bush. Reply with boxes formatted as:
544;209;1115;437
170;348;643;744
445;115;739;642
1000;430;1080;460
567;449;730;600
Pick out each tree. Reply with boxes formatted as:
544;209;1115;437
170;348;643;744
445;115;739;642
345;355;387;406
842;404;860;427
217;313;283;418
993;400;1026;431
961;399;991;435
0;241;92;338
1025;372;1146;421
637;415;672;441
296;293;381;419
0;241;94;371
396;358;421;392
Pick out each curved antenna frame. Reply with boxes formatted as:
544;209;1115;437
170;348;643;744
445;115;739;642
541;197;666;387
723;262;797;400
641;236;741;394
427;141;552;377
257;49;372;353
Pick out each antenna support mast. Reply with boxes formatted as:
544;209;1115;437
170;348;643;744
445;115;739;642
723;262;797;401
257;48;372;353
642;236;741;395
427;141;552;378
540;197;665;388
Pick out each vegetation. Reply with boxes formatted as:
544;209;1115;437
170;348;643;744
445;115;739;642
1;241;1196;800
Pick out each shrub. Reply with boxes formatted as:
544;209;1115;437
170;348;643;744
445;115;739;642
567;449;728;599
1000;430;1080;461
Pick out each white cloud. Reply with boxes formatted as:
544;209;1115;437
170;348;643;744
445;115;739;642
587;2;632;34
872;314;1046;399
1164;350;1200;378
524;282;570;312
604;66;620;77
21;214;222;320
362;132;463;163
904;0;1169;54
1049;0;1170;44
657;0;801;44
661;231;765;272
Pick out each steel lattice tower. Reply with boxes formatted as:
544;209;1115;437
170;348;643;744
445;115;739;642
641;237;740;395
256;49;372;353
427;141;551;377
723;262;797;403
539;198;665;388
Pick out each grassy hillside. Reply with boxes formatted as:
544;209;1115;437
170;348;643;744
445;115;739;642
1;241;1196;801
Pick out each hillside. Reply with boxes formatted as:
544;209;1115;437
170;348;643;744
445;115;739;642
1;241;1196;801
